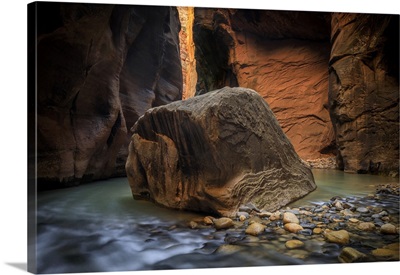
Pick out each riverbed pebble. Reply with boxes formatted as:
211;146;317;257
236;212;250;219
334;201;344;210
356;207;369;213
371;248;399;260
269;211;281;221
383;243;399;251
283;212;299;224
300;222;316;229
314;207;324;213
285;240;304;249
313;228;323;234
214;218;234;230
203;216;214;225
349;218;359;223
245;222;266;236
189;221;198;229
324;229;350;245
342;209;354;216
216;244;243;254
379;211;388;216
338;247;367;263
299;229;313;236
178;180;399;266
357;222;376;231
284;223;304;233
380;223;397;235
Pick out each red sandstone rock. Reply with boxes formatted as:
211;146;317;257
194;9;335;161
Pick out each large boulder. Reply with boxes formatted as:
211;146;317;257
126;87;316;216
329;13;399;175
34;3;182;189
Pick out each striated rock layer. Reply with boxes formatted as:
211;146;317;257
194;9;335;161
126;87;316;216
35;3;182;188
329;14;399;175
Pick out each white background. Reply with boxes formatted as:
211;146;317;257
1;0;399;275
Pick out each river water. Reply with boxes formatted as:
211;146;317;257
35;169;397;273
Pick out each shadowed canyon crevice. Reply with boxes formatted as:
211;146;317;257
329;13;399;176
35;3;182;189
32;3;399;189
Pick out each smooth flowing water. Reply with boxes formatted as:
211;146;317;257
35;169;397;273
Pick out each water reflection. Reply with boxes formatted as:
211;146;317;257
290;169;397;207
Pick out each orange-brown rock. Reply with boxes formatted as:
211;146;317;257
126;87;316;216
194;9;335;161
178;7;197;99
329;13;399;176
34;3;182;189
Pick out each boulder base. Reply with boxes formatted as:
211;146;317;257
126;87;316;216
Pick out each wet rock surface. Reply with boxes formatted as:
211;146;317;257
245;222;266;236
184;182;399;264
35;169;400;274
126;87;316;216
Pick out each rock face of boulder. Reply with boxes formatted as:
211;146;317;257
34;3;182;188
194;9;335;161
329;14;399;175
126;87;316;216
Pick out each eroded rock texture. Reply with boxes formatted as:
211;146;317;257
35;3;182;188
329;14;399;175
194;9;335;161
126;87;316;216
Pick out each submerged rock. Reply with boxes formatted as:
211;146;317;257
338;247;367;263
245;222;266;236
283;212;300;224
371;248;400;260
126;87;316;216
213;218;234;230
285;240;305;249
324;230;350;245
203;216;214;225
357;222;376;232
380;223;398;235
284;223;304;233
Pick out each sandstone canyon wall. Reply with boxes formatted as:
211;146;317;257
329;14;399;176
33;3;399;190
193;9;336;162
35;3;183;189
